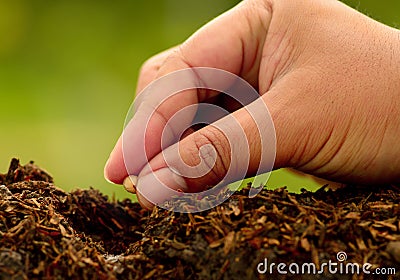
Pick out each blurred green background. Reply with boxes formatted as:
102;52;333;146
1;0;399;199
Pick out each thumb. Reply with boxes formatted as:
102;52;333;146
134;97;276;210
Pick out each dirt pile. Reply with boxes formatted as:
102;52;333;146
0;159;399;279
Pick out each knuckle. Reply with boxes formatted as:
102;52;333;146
192;127;230;180
139;58;157;78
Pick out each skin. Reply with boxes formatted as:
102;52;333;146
104;0;400;208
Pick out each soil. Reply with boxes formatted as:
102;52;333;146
0;159;399;280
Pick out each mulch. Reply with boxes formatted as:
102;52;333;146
0;159;399;279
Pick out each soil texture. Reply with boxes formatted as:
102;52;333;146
0;159;399;279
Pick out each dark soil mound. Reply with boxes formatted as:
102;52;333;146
0;159;399;279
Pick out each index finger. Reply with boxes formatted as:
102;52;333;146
104;1;272;184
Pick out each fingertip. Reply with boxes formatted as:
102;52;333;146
136;191;155;210
135;167;188;208
104;158;115;184
104;155;127;185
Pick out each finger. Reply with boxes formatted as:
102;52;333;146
105;68;201;184
104;47;178;185
134;96;276;208
104;1;273;184
136;46;179;94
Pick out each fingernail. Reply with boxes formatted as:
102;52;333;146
123;175;138;194
136;167;188;206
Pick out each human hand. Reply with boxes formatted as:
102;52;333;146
105;0;400;208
